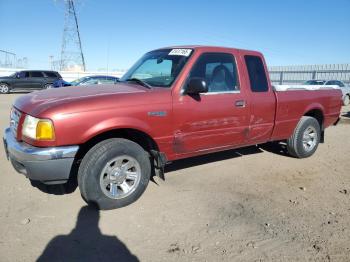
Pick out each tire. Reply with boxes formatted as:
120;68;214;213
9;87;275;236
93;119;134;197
78;138;151;210
287;116;321;158
44;83;53;89
0;83;10;94
343;95;350;106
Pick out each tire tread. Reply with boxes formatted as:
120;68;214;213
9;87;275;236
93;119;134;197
77;138;151;209
287;116;320;158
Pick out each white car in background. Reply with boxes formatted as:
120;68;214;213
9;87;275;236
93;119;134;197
304;80;350;106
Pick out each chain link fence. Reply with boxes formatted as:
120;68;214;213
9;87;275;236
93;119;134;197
268;64;350;85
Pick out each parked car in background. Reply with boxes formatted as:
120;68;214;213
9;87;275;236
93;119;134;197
53;75;119;87
304;80;326;85
304;80;350;105
0;70;61;94
324;80;350;106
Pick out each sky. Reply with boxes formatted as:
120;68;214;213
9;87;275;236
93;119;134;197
0;0;349;71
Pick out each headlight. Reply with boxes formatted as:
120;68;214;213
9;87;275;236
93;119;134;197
22;115;55;140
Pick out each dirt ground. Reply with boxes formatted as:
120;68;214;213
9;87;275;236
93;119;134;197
0;94;349;262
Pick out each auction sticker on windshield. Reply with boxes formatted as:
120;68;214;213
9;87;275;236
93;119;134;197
168;49;192;56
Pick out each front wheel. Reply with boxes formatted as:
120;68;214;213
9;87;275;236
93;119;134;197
0;83;10;94
287;116;321;158
78;138;151;210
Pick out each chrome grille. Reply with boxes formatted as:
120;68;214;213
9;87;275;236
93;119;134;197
10;107;21;136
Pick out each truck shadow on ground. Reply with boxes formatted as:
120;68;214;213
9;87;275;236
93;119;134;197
341;111;350;119
338;112;350;125
31;142;289;194
37;205;139;262
165;142;289;173
30;176;78;195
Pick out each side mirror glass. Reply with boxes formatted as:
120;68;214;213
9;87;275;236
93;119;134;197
185;77;208;95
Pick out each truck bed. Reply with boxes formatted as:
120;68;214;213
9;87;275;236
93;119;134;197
271;88;342;141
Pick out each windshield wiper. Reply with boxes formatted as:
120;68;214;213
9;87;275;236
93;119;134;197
124;78;152;89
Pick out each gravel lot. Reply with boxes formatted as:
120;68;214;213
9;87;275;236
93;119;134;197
0;94;349;262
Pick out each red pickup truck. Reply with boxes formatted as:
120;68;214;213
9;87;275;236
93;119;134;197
3;46;342;209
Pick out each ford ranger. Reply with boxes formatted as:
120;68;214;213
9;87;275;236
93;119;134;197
3;46;342;209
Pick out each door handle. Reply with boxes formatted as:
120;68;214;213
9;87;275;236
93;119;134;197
235;100;246;108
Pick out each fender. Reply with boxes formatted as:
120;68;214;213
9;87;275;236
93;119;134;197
302;103;325;118
81;116;155;144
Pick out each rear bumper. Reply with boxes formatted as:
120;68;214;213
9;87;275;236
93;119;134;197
3;128;79;184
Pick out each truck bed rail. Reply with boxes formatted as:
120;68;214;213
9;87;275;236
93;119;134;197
273;85;340;92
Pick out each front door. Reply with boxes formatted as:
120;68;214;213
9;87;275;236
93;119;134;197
172;52;250;155
13;71;30;90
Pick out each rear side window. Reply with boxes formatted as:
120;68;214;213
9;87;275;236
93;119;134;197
30;71;44;77
336;81;344;87
245;55;268;92
45;72;58;78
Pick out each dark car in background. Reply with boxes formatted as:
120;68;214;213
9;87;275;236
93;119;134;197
304;80;326;85
53;75;119;87
0;70;61;94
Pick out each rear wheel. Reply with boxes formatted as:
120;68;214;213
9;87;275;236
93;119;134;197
78;138;151;210
0;83;9;94
343;95;350;106
44;83;53;89
287;116;321;158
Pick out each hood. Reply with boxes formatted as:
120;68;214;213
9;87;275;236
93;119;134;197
14;83;148;116
0;76;10;79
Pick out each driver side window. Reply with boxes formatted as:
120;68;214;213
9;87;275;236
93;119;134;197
18;71;29;78
188;53;239;93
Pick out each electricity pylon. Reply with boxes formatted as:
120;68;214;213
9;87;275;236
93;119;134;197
60;0;86;71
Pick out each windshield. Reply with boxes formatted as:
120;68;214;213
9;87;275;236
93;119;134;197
71;77;90;86
120;48;193;88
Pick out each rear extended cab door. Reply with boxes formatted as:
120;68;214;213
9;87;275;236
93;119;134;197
171;48;251;156
29;71;46;89
43;71;60;84
239;51;276;144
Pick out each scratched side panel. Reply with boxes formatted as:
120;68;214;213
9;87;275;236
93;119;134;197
172;93;250;154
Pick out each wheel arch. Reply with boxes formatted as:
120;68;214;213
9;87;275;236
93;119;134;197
75;128;160;163
303;108;324;130
0;81;11;87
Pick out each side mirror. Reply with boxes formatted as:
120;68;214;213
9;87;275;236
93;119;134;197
15;74;20;79
185;77;208;95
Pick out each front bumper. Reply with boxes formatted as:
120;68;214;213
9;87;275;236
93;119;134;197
3;128;79;184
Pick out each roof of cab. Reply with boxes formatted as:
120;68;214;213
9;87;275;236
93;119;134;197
154;45;262;55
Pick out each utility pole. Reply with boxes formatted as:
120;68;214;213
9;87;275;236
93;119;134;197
49;55;54;70
60;0;86;71
0;50;16;68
